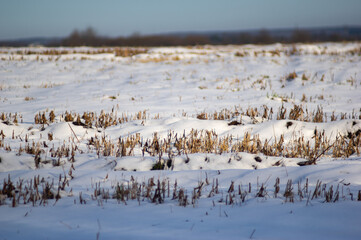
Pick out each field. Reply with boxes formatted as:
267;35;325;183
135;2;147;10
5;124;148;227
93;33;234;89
0;43;361;240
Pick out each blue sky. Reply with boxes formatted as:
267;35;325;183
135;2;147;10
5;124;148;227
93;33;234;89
0;0;361;40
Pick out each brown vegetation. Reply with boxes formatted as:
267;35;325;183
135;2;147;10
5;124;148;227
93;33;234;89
1;174;358;208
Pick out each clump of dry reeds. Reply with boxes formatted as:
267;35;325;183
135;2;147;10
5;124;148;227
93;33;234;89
34;110;147;129
1;112;22;124
0;174;68;207
286;71;298;81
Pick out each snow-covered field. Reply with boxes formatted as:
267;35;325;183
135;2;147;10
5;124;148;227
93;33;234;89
0;43;361;239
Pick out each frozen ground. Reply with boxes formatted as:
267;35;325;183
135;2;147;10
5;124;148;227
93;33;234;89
0;43;361;239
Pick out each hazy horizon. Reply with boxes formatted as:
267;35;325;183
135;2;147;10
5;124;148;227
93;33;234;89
1;0;361;41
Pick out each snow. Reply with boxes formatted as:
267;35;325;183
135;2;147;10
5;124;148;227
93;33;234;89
0;43;361;239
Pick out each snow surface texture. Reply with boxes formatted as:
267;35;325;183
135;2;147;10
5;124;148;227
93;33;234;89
0;43;361;240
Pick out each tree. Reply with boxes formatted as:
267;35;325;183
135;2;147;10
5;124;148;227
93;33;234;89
291;29;311;43
255;29;273;44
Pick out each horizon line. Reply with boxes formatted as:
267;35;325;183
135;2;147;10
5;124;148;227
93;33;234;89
1;25;361;42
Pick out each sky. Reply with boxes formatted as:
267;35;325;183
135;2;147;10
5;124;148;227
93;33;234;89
0;0;361;40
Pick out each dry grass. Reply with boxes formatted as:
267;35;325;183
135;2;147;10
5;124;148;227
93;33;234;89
1;174;359;208
24;96;34;101
7;48;148;57
1;108;360;172
6;125;359;170
39;82;63;88
34;110;147;128
0;108;359;170
0;174;66;207
80;127;360;165
286;71;298;81
136;55;181;63
0;112;22;124
233;45;361;58
302;73;309;81
114;48;148;57
195;105;359;123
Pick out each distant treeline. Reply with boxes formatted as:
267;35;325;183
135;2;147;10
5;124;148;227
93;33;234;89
58;27;361;47
2;26;361;47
